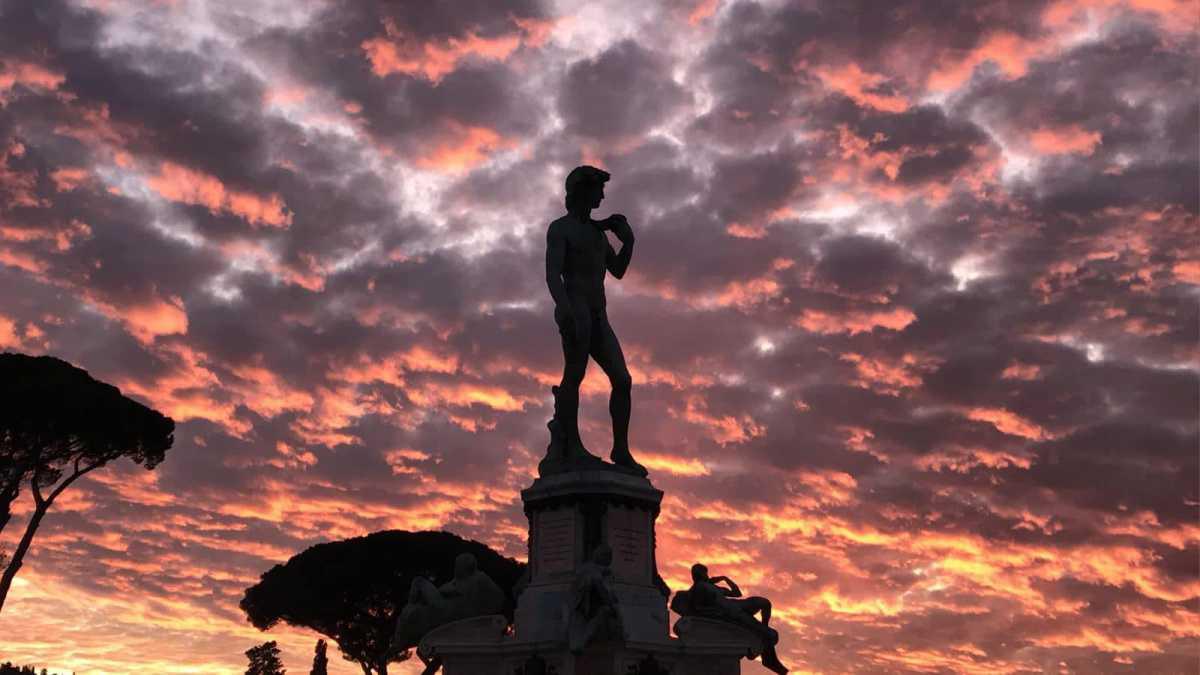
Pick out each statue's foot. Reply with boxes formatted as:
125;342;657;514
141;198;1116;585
566;440;606;466
761;650;788;675
539;435;605;476
609;447;648;476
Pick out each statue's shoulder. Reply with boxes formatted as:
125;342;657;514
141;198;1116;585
547;214;572;233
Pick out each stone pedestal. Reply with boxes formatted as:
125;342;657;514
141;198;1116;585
516;470;669;645
419;470;758;674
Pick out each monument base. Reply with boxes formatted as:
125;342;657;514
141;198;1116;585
418;615;762;675
416;470;768;674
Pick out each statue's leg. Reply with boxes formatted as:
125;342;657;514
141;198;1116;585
725;598;777;644
410;576;441;605
736;596;772;626
591;315;645;475
556;310;598;461
760;643;788;675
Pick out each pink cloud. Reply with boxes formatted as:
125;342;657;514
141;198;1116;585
412;120;518;172
796;307;917;334
362;17;533;83
1029;124;1103;155
815;62;910;113
83;291;189;344
966;407;1054;441
146;162;292;228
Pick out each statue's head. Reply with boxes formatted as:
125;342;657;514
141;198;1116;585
691;563;708;583
565;165;610;211
453;552;478;579
591;543;613;567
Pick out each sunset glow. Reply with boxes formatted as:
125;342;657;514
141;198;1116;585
0;0;1196;673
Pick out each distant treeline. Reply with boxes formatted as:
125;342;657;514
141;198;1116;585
0;664;72;675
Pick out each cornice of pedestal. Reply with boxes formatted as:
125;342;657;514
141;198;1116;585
521;469;664;515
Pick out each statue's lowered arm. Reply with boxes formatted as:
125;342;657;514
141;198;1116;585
546;223;570;311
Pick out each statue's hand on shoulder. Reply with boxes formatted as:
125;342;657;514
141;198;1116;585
604;214;635;244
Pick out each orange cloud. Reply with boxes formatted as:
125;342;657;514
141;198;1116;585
0;59;65;99
227;361;315;418
815;62;909;113
83;291;189;344
818;586;903;616
792;469;858;507
0;247;47;275
915;446;1034;473
0;140;43;209
637;452;711;477
413;120;518;172
927;31;1049;92
1044;0;1199;35
1171;259;1200;284
839;351;931;395
677;394;765;445
1029;124;1103;155
50;166;91;191
0;314;36;351
406;381;530;413
796;307;916;334
362;18;528;83
687;0;721;25
146;162;292;228
965;407;1053;440
1000;360;1041;380
115;343;250;437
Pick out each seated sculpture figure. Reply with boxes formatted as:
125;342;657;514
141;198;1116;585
568;544;625;654
672;563;788;674
392;553;506;652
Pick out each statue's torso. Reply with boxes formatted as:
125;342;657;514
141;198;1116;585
555;214;609;312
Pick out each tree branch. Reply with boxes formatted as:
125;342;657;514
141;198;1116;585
29;471;44;509
47;459;102;505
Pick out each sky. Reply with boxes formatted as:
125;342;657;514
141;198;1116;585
0;0;1197;672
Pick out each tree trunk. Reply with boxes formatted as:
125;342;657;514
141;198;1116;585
0;477;21;533
0;501;47;612
0;462;95;613
378;661;388;675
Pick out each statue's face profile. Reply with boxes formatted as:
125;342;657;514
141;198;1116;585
564;165;610;212
582;181;605;209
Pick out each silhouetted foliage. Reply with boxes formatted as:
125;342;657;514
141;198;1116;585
245;641;286;675
0;665;69;675
310;639;329;675
240;530;525;675
0;352;175;612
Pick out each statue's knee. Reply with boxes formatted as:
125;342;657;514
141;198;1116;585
561;369;586;389
612;371;632;393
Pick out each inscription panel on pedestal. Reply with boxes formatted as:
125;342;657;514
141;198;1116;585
536;509;576;576
606;505;649;582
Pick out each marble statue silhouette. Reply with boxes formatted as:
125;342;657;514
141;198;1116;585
542;165;647;476
568;544;625;653
672;563;788;674
392;553;506;652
